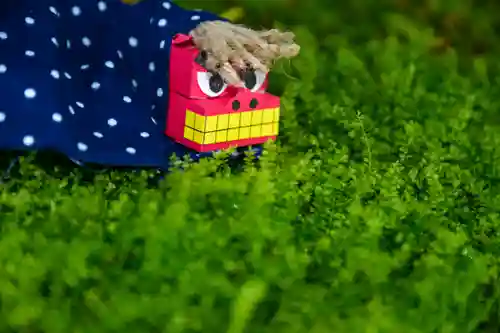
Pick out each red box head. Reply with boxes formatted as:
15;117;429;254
165;33;281;153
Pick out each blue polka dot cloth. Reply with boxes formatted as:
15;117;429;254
0;0;260;170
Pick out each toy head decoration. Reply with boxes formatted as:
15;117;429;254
166;34;281;152
166;21;300;153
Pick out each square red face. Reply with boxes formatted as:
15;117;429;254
165;33;280;153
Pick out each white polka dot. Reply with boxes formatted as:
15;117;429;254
24;88;36;99
69;105;75;114
82;37;91;46
50;69;59;78
0;64;6;73
140;132;150;138
93;131;103;138
81;64;90;70
105;61;114;68
66;40;71;48
123;96;132;103
72;6;81;16
126;147;136;154
23;135;35;146
49;6;59;16
51;37;59;47
0;112;6;122
117;50;123;58
76;101;84;108
25;50;35;57
98;1;107;11
108;118;117;126
0;32;7;40
132;79;138;88
25;17;35;25
160;40;165;49
64;72;71;79
77;142;88;151
191;15;200;20
148;62;155;71
151;117;157;124
149;18;155;24
162;2;171;9
91;81;100;90
129;37;138;47
157;88;163;97
158;19;167;27
52;113;62;122
69;158;83;166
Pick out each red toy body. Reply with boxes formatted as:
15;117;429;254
166;34;280;153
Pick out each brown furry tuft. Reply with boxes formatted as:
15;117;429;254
189;20;300;85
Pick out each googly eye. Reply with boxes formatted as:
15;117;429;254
242;69;266;92
197;71;227;97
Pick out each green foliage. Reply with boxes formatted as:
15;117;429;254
3;0;500;332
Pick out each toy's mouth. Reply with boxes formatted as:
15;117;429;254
183;107;280;144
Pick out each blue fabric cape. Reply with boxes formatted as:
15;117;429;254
0;0;259;170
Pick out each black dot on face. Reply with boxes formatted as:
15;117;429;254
209;74;225;93
243;69;257;90
249;98;258;109
232;100;240;111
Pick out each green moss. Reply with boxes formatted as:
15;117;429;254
2;1;500;332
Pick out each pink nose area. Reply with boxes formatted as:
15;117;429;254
227;91;278;113
230;97;260;111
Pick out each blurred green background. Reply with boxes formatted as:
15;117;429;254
179;0;500;58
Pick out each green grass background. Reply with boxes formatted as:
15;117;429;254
3;0;500;332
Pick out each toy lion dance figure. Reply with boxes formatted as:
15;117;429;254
0;0;300;170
